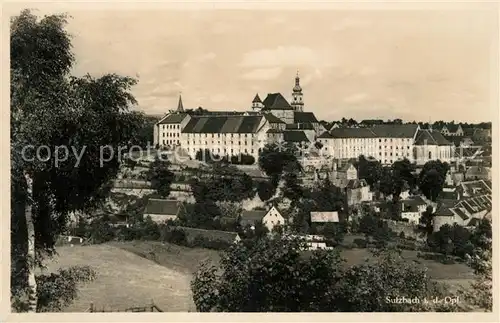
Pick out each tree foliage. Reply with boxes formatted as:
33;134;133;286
258;142;300;186
10;9;141;311
148;156;175;198
418;160;450;201
191;236;453;312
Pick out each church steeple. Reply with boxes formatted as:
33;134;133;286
291;70;304;112
252;93;264;111
177;93;184;112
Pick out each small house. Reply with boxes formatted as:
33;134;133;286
346;179;372;206
310;211;339;223
400;196;428;224
143;199;182;223
240;206;286;232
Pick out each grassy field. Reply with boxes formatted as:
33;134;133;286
47;239;474;312
43;243;198;312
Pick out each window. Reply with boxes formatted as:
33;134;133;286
428;151;432;159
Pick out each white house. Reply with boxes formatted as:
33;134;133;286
241;206;286;232
400;196;428;224
310;211;339;223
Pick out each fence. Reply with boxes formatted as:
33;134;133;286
86;299;163;312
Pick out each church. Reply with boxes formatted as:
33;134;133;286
154;73;326;161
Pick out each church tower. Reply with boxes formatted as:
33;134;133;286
291;71;304;112
252;93;264;111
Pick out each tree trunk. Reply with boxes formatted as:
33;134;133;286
24;171;37;312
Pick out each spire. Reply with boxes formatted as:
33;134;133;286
252;93;262;103
177;93;184;112
293;70;302;93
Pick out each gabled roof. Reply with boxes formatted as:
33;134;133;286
283;130;309;143
450;207;469;221
338;162;355;172
414;129;451;146
263;113;285;123
144;199;181;215
317;131;334;139
310;211;339;223
266;128;283;134
330;127;377;138
158;113;189;124
182;115;263;133
294;112;319;123
466;166;490;177
240;210;267;226
261;93;293;111
446;124;461;133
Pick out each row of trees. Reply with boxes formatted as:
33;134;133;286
195;149;256;165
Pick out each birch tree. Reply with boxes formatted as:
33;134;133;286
10;9;141;311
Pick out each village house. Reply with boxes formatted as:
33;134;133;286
240;206;286;232
400;196;428;224
310;211;339;223
143;199;183;223
346;179;372;206
465;166;491;181
440;124;464;136
331;161;358;188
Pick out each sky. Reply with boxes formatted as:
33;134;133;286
14;4;499;122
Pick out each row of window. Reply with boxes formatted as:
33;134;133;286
188;147;255;154
187;141;254;146
187;133;255;139
162;140;180;145
162;124;180;129
163;133;180;137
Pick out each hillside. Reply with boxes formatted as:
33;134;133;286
42;244;197;312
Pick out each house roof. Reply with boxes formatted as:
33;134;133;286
460;180;491;196
240;210;267;226
450;207;469;220
466;166;490;177
283;130;309;143
318;131;334;139
144;199;181;215
346;179;368;189
446;124;461;133
266;128;283;134
338;162;355;172
158;113;188;124
182;115;263;133
310;211;339;223
294;112;319;123
263;113;285;123
444;135;474;147
261;93;293;111
372;124;419;138
252;93;262;103
174;226;239;243
330;127;377;138
414;129;451;146
285;122;314;130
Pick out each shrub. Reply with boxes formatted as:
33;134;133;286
353;238;367;248
399;231;405;239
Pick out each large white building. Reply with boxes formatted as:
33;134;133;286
154;73;454;166
317;125;454;165
154;73;325;159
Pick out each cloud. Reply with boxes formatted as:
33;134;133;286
240;46;336;68
343;93;368;103
241;67;284;81
331;17;371;31
196;52;216;62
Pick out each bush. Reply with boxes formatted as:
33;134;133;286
399;231;405;239
353;238;367;248
257;181;276;201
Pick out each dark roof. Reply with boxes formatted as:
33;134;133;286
435;204;454;216
446;124;461;133
174;226;239;243
318;131;334;139
443;135;473;147
346;179;368;189
414;129;451;146
329;125;418;138
263;113;285;123
144;199;181;215
266;129;283;134
439;190;459;200
330;127;377;138
283;130;309;143
261;93;293;111
285;123;314;130
182;115;263;133
252;93;262;103
451;208;469;220
240;210;267;226
158;113;188;124
294;112;319;123
371;124;419;138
